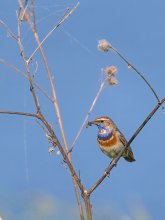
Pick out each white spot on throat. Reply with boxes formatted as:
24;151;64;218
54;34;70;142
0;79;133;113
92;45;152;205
98;129;112;138
99;129;107;134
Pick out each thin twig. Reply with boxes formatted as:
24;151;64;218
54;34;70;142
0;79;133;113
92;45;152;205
37;112;85;193
0;110;37;118
31;0;37;32
69;79;106;153
19;1;29;21
0;58;52;101
88;97;165;195
0;57;26;76
17;11;40;112
110;46;160;102
27;1;80;63
0;19;17;40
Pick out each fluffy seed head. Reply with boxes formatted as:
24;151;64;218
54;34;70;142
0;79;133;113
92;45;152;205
103;66;118;86
104;66;117;76
97;39;111;52
108;76;118;86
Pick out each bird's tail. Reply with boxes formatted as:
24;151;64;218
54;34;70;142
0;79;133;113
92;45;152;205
122;147;136;162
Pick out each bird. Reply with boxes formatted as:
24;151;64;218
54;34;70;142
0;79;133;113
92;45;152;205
87;116;135;162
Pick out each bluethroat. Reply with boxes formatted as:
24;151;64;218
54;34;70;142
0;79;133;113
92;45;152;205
88;116;135;162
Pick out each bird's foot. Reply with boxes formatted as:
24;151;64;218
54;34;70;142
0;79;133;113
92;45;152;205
110;160;117;167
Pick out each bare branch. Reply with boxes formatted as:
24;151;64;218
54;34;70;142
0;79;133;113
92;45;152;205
0;57;26;77
17;12;40;113
31;0;37;32
37;113;85;193
88;97;165;195
83;193;92;220
27;1;80;63
0;58;52;101
0;19;17;40
110;45;160;102
0;110;37;118
69;79;106;153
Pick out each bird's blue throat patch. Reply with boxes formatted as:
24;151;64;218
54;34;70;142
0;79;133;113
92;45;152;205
97;128;113;141
96;124;105;130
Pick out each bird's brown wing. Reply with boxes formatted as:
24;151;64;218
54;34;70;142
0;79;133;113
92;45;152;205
115;127;136;162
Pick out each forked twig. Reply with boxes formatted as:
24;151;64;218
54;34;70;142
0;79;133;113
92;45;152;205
27;1;80;63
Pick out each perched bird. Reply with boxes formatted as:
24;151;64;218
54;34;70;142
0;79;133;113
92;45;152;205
88;116;135;162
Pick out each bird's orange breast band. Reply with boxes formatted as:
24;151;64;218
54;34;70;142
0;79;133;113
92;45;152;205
97;135;118;147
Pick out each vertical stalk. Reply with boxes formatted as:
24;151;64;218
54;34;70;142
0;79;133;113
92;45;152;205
84;193;92;220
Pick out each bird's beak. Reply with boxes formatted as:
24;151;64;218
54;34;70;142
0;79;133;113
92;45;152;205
86;120;98;128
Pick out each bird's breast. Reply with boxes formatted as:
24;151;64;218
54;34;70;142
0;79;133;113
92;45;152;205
97;134;124;158
97;134;118;147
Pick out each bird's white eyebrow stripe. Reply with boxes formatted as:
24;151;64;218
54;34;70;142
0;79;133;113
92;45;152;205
95;118;109;121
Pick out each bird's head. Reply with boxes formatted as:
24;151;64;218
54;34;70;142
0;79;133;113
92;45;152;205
87;116;115;131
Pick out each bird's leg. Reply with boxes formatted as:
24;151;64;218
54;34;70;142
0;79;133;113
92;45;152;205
110;159;117;167
104;168;110;178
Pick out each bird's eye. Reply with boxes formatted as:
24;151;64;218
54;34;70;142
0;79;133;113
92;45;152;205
100;120;104;123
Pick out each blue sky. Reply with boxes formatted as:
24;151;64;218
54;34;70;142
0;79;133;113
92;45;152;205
0;0;165;219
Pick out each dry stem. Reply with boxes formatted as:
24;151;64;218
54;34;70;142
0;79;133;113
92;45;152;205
0;58;52;101
0;19;17;40
69;79;106;153
27;1;80;63
0;110;37;118
110;45;160;102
